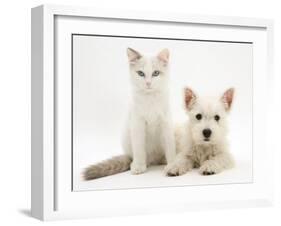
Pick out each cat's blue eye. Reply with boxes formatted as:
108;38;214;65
152;70;160;77
136;71;145;77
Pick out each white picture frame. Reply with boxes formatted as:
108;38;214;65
31;4;274;221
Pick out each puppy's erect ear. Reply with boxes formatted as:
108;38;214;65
157;48;169;65
127;48;142;64
184;87;197;110
221;88;234;111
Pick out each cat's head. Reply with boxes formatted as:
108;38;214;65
127;48;170;93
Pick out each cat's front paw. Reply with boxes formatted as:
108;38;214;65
164;163;188;177
130;162;147;175
199;160;220;176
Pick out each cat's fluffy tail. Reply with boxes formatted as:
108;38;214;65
83;155;132;180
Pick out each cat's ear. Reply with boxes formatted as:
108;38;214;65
157;48;169;65
184;87;197;111
221;88;234;111
127;48;142;64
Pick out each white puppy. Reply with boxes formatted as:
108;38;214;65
165;87;235;176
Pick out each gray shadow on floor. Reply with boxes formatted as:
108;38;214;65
18;209;31;217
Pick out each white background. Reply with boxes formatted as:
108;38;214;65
73;35;253;190
0;0;280;226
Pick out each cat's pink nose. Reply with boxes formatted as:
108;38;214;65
146;81;151;87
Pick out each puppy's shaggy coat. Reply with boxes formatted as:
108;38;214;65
165;88;235;176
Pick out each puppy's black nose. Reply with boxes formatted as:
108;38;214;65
202;129;212;138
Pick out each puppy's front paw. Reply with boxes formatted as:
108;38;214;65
199;160;219;176
165;163;188;177
130;162;147;175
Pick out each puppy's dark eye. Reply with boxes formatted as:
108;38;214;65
214;115;220;121
152;70;160;77
136;71;145;77
196;114;202;120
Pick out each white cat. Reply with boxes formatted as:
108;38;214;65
84;48;176;180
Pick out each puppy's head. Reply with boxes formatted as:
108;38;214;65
184;87;234;146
